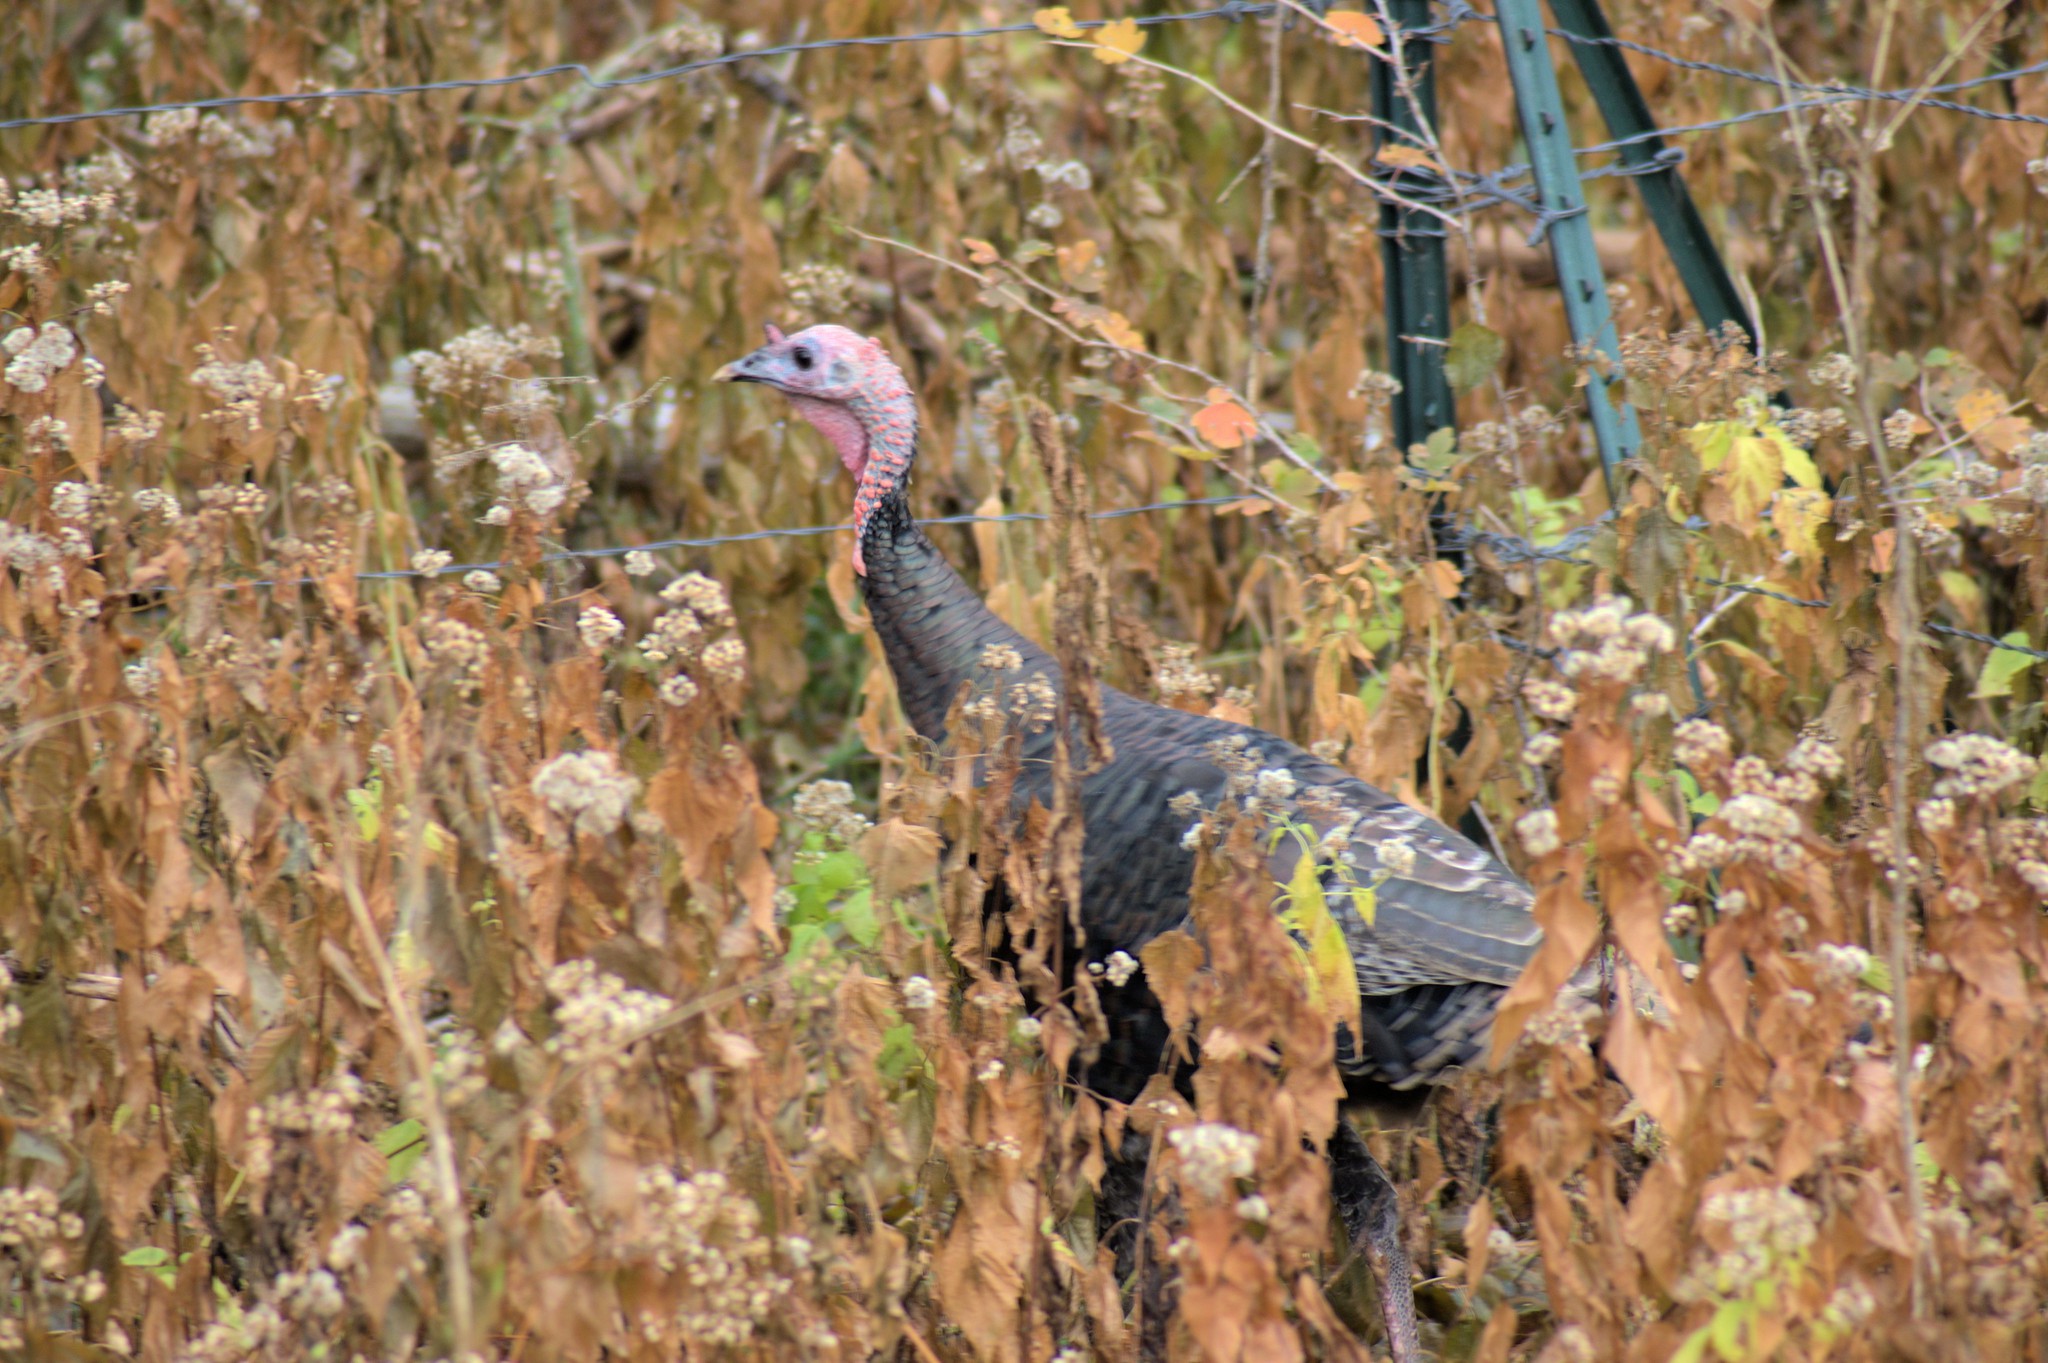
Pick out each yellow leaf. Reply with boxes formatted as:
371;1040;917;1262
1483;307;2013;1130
1771;487;1832;559
1721;433;1784;526
1375;145;1437;172
1323;11;1385;48
1092;308;1144;350
1938;569;1985;626
1350;882;1377;929
1686;418;1738;471
1191;387;1258;449
1280;847;1363;1041
1032;6;1084;38
1760;421;1821;489
1091;17;1145;64
962;237;999;265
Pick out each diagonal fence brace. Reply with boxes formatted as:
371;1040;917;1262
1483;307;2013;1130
1494;0;1641;496
1545;0;1758;353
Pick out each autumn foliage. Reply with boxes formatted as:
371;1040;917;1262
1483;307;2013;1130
1;2;2047;1361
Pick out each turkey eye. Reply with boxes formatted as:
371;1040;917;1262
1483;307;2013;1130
792;346;814;371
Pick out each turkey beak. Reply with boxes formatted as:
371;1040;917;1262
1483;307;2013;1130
712;348;770;384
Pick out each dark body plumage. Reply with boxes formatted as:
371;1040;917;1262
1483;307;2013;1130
859;492;1540;1105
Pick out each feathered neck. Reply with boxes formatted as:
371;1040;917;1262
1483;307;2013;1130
785;372;917;577
855;467;1053;745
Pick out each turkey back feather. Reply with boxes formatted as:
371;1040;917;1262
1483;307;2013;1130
860;490;1540;1095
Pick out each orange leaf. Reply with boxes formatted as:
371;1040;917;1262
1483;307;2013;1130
1032;6;1084;38
1192;387;1258;449
1955;389;2030;456
1955;387;2006;434
1426;559;1463;600
1091;17;1145;64
963;237;999;265
1375;144;1438;172
1323;11;1385;49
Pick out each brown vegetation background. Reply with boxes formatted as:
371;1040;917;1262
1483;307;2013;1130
1;1;2046;1360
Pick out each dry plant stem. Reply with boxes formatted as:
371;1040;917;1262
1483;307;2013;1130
333;832;476;1354
1244;8;1283;400
751;17;811;196
549;136;596;382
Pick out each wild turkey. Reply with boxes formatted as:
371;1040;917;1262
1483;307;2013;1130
717;323;1541;1361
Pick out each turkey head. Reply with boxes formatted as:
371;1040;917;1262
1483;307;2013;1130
714;322;917;575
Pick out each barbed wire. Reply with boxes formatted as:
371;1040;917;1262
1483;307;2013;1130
1926;622;2048;663
202;499;2040;665
0;3;1276;132
5;1;2043;141
241;495;1249;588
1456;524;2046;662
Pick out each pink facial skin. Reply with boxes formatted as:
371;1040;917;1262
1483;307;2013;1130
714;322;916;576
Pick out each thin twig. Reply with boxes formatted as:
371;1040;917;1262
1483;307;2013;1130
848;228;1340;495
333;833;476;1354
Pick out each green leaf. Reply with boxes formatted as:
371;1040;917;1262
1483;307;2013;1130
784;921;826;965
374;1117;426;1184
1913;1140;1941;1188
372;1117;423;1156
347;781;382;841
121;1246;170;1267
1709;1298;1750;1360
1444;322;1504;394
839;887;879;948
1858;958;1893;994
1676;769;1721;817
1348;883;1377;929
877;1022;922;1082
1971;632;2038;699
1672;1327;1712;1363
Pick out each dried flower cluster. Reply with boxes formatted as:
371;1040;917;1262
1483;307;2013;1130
1166;1122;1260;1200
531;748;640;837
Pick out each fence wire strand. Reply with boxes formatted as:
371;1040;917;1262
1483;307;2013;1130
3;2;2043;136
195;501;2046;664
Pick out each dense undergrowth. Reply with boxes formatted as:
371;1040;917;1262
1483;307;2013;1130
2;1;2046;1360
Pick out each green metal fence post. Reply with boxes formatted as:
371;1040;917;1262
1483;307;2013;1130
1372;0;1455;454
